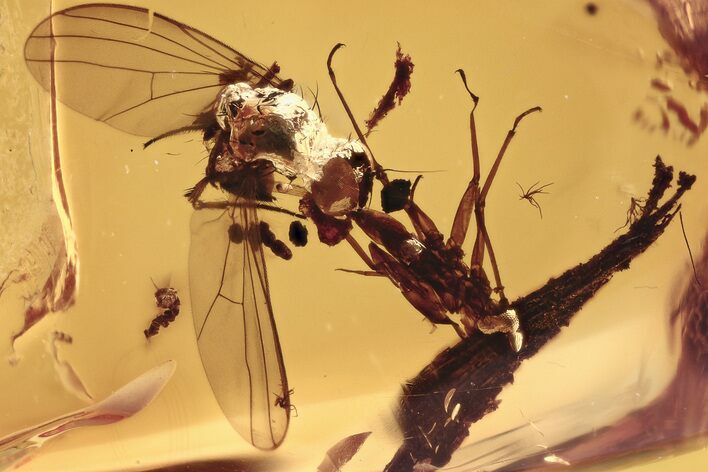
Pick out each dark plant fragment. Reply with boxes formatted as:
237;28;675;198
384;157;695;471
317;431;372;472
364;45;414;135
496;231;708;471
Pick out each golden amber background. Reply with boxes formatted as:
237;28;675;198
0;0;705;470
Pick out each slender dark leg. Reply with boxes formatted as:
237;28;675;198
471;106;542;304
185;176;211;206
448;70;482;249
327;44;444;245
345;233;378;271
404;176;442;241
193;200;305;219
327;44;389;186
444;70;541;302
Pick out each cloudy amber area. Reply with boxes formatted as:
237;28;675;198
0;0;705;471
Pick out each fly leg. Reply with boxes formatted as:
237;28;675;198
402;176;445;243
447;70;481;250
193;200;305;220
327;43;388;185
471;104;541;306
447;70;541;306
445;71;539;350
368;242;466;338
185;176;211;207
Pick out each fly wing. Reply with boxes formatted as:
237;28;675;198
24;3;291;137
189;204;290;450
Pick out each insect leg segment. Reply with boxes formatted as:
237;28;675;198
368;243;464;336
326;44;387;184
403;177;443;243
194;200;305;221
448;70;482;249
353;209;426;264
472;106;542;304
350;209;463;336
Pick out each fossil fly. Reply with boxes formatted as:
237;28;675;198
21;3;359;449
24;2;532;451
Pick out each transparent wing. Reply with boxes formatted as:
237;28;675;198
189;204;290;450
24;3;291;137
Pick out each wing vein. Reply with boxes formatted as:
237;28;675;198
24;58;220;76
62;11;235;71
179;26;245;70
103;83;223;121
241;229;255;446
197;218;233;340
249;211;279;445
31;34;225;73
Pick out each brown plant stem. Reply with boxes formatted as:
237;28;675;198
384;156;695;471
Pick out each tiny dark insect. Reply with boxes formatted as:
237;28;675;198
615;196;646;232
585;2;598;15
274;388;298;417
517;181;553;219
52;331;73;344
144;286;181;339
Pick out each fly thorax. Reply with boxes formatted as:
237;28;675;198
216;83;365;198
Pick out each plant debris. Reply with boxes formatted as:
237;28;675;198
364;45;414;135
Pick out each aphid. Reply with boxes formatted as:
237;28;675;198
516;181;553;219
144;286;181;339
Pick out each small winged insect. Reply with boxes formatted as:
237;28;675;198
144;285;181;339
